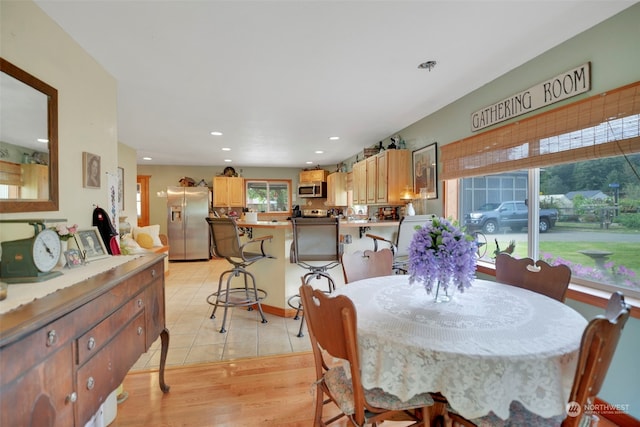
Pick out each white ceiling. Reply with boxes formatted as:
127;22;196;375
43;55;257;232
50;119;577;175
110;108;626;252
34;0;635;168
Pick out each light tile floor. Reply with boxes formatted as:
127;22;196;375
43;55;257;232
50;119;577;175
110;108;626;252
131;258;311;370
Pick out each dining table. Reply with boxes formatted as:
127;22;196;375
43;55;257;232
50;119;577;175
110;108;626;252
332;276;588;422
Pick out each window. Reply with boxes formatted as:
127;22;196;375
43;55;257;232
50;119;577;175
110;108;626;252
245;180;291;213
448;82;640;298
460;157;640;297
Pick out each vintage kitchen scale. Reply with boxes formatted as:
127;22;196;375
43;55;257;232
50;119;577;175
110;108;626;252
1;220;64;283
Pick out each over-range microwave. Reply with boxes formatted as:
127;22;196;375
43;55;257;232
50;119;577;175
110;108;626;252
297;181;327;198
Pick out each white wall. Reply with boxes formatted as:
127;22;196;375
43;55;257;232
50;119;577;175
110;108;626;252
0;0;118;241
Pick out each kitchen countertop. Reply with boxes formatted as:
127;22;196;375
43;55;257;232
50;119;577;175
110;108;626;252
234;219;400;229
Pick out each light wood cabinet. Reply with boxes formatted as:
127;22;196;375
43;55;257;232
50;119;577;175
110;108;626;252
299;169;328;183
352;149;411;206
378;149;411;205
21;163;49;199
326;172;347;206
213;176;245;207
366;156;377;204
0;255;169;427
352;161;367;205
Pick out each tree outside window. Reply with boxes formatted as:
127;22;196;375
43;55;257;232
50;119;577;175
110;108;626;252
246;180;290;213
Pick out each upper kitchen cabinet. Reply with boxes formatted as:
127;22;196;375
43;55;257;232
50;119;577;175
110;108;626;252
326;172;347;206
352;149;410;206
366;156;377;204
377;149;410;205
352;161;367;205
299;169;329;183
21;164;49;199
213;176;244;207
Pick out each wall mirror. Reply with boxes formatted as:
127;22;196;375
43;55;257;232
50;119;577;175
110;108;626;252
0;58;58;213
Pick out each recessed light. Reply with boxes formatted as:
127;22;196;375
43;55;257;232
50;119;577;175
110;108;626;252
224;159;232;163
305;161;313;164
143;156;152;161
210;131;223;136
37;138;49;143
315;150;324;154
417;60;437;71
222;147;231;151
329;136;340;141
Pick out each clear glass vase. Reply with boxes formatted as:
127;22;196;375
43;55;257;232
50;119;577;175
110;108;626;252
433;280;454;303
58;239;68;267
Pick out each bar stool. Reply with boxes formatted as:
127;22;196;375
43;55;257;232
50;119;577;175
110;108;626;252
206;217;274;333
287;217;341;337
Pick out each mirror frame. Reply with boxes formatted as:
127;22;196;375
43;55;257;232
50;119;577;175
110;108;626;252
0;58;58;213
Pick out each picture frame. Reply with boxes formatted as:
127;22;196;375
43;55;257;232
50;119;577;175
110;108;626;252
412;143;438;199
64;249;84;268
117;167;124;209
76;227;110;261
83;152;101;188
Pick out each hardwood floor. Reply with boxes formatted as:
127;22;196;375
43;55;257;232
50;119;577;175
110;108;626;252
113;351;624;427
114;352;424;427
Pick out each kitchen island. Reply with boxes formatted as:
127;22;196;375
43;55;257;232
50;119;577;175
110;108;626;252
226;219;400;316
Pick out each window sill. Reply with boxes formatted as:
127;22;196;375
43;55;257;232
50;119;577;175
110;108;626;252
476;261;640;320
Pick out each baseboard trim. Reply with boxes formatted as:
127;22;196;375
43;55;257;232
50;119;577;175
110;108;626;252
252;303;298;318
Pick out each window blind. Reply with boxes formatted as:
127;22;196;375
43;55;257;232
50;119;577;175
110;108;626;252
441;81;640;180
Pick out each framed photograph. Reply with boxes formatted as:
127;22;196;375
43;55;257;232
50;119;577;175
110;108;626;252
83;152;101;188
412;143;438;199
76;227;110;261
64;249;84;268
117;167;124;209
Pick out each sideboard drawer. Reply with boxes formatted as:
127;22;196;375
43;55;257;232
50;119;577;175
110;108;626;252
76;294;145;365
0;313;75;386
0;345;74;427
75;312;146;423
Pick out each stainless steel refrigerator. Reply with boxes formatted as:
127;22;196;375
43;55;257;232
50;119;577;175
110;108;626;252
167;186;210;261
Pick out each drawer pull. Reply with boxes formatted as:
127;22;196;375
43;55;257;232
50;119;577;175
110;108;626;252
87;337;96;350
86;377;95;390
46;330;57;347
137;298;143;308
66;392;77;404
137;326;144;335
151;269;156;277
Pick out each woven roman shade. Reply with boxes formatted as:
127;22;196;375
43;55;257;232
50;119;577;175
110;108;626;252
441;81;640;180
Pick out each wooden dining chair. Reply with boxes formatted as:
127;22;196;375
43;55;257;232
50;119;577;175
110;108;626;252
495;253;572;302
341;248;393;284
448;291;631;427
300;283;434;426
366;214;434;273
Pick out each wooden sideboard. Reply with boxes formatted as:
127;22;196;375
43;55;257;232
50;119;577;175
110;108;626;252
0;254;170;426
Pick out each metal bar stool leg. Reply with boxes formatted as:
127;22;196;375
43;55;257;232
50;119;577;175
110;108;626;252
294;271;336;338
244;269;268;324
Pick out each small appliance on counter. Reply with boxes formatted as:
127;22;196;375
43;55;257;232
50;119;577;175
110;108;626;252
377;206;400;220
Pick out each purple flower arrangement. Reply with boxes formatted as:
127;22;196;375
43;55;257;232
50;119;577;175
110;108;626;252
408;217;478;294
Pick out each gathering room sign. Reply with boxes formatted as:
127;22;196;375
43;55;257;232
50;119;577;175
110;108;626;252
471;62;591;132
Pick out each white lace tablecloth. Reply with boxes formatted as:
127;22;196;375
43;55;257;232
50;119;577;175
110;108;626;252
333;276;587;420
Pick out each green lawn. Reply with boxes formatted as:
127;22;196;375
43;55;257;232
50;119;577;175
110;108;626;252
490;222;640;288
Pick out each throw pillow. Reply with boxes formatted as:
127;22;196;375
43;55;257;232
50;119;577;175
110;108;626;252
132;224;163;247
136;233;155;249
